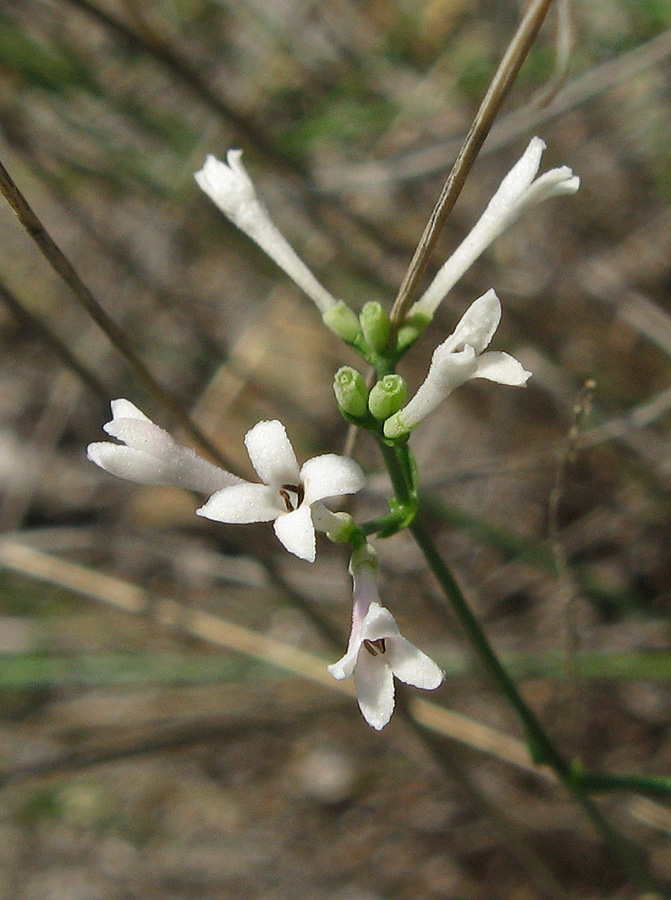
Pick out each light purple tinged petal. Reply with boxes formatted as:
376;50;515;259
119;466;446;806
350;565;379;633
327;643;361;681
300;454;366;505
244;420;300;487
354;652;395;730
385;636;444;690
273;504;316;561
474;351;531;386
197;483;280;523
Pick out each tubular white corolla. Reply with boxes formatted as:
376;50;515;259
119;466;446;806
87;400;241;494
195;151;338;315
328;545;444;729
410;137;580;318
384;290;531;439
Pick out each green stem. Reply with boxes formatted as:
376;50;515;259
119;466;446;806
409;513;660;893
579;771;671;797
377;439;415;506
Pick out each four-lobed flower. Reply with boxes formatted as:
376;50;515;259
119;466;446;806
328;546;444;729
196;419;365;563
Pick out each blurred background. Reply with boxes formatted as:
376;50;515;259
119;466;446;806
1;0;671;897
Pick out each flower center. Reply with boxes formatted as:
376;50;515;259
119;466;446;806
363;638;387;656
279;483;304;512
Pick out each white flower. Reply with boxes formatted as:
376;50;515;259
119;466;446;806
195;151;338;314
87;399;241;494
384;290;531;438
410;137;580;318
328;546;443;729
196;419;365;562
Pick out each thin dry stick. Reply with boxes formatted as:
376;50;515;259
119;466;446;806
389;0;557;327
0;157;233;470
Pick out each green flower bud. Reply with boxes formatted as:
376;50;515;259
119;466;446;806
323;301;361;344
382;410;411;439
368;374;408;421
396;309;433;353
359;301;390;354
333;366;369;419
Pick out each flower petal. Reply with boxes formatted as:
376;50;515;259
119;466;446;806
300;454;366;505
442;290;501;355
273;504;316;561
359;602;401;641
384;345;477;438
411;138;578;317
87;443;171;486
108;398;152;423
475;351;531;386
244;420;300;487
354;651;395;730
194;152;256;228
327;644;360;681
385;636;444;690
91;400;240;493
197;483;280;523
520;166;580;208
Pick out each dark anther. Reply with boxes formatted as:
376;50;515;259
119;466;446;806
279;483;304;512
363;638;387;656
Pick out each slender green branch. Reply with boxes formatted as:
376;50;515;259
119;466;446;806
579;771;671;798
408;513;660;893
410;515;565;769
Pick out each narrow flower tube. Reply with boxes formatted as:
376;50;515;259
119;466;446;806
410;137;580;318
87;400;241;494
195;151;338;314
384;290;531;439
328;545;444;729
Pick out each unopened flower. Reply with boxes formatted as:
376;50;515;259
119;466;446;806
328;546;443;729
384;290;530;438
411;137;580;318
195;151;338;314
87;399;241;494
197;419;365;562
